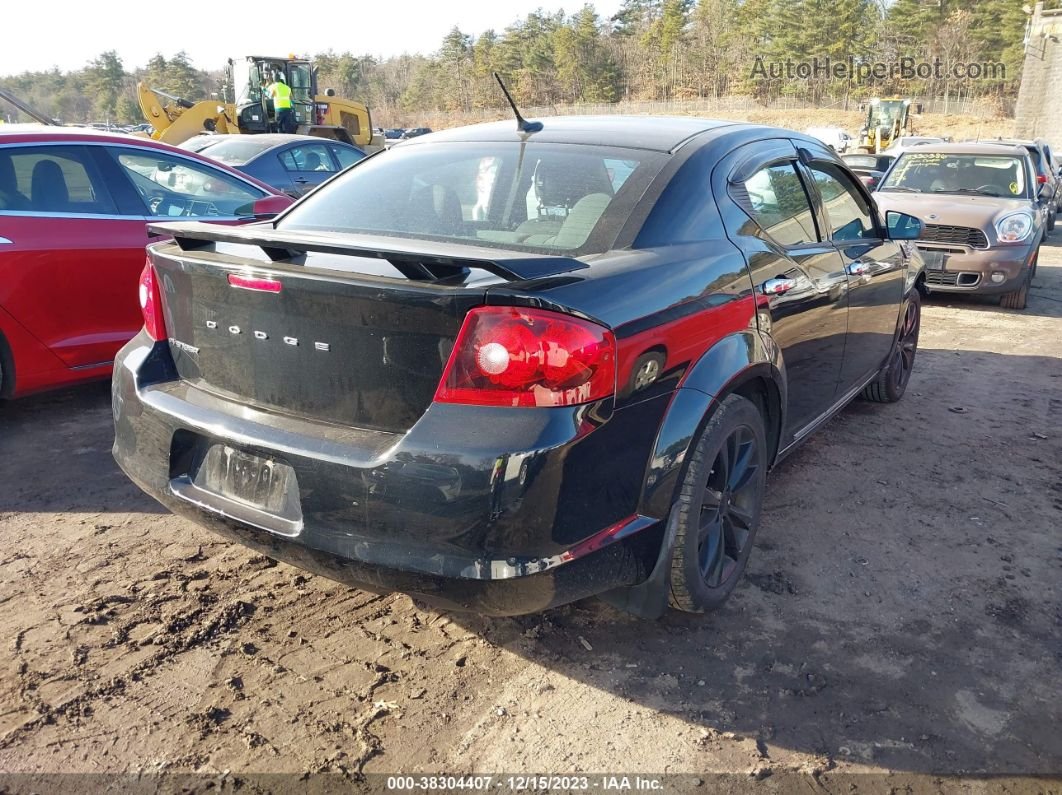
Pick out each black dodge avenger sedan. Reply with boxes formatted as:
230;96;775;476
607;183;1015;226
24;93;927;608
112;116;925;617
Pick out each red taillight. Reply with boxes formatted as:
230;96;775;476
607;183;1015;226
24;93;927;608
228;273;282;293
138;259;167;342
860;175;877;187
435;306;616;407
1037;174;1048;184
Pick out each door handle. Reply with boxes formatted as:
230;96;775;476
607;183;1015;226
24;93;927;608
293;177;310;184
761;277;796;295
847;261;872;277
0;236;12;245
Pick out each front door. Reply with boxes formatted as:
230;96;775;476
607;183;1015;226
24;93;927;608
714;143;851;443
801;159;905;389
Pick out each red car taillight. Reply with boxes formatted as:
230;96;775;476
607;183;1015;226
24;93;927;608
435;306;616;407
138;259;167;342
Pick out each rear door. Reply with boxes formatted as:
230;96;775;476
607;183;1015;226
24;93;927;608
0;144;146;370
277;142;339;196
800;156;905;390
714;140;850;441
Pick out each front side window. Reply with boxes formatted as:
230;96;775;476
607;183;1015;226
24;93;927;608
0;146;117;214
279;142;666;254
807;163;877;241
279;144;336;173
734;162;818;247
111;149;266;217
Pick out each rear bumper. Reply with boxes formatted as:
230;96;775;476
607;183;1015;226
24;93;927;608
112;334;666;615
918;242;1035;296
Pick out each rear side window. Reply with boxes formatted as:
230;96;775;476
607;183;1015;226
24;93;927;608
279;144;336;173
0;145;117;214
330;145;364;169
733;162;818;247
806;163;877;242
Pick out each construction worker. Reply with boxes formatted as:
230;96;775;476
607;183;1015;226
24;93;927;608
265;71;295;134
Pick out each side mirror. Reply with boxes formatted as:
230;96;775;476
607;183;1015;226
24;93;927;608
251;194;294;220
886;210;924;241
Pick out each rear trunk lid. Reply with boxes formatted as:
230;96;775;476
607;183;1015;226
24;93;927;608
149;223;588;433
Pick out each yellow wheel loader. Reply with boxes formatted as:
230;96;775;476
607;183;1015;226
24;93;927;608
138;55;380;150
857;98;923;154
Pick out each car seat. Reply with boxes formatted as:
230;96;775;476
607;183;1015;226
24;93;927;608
30;160;71;212
516;157;614;240
0;154;30;211
407;183;464;235
303;151;323;171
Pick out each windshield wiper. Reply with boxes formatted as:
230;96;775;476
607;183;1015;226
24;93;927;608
956;187;1001;196
882;186;919;192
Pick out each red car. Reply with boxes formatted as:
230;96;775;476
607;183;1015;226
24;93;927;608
0;127;292;398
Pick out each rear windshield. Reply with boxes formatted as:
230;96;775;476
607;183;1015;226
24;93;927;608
880;152;1029;198
278;141;667;254
200;138;274;165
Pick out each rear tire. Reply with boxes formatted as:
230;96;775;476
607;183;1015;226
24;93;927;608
668;394;768;613
863;289;920;403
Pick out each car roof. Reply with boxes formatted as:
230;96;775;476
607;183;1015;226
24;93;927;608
400;116;740;153
894;142;1031;157
0;125;155;145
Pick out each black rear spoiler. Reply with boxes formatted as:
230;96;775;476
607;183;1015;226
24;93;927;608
147;222;588;283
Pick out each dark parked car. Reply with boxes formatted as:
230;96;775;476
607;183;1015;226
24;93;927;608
200;134;366;197
112;117;925;617
841;152;895;189
401;127;432;140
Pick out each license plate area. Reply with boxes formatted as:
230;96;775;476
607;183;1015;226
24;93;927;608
918;248;947;271
170;432;303;536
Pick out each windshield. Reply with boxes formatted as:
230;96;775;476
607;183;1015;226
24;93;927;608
233;59;262;106
289;63;313;104
201;138;275;165
843;155;881;169
178;136;223;153
880;152;1028;198
280;142;666;254
869;101;905;129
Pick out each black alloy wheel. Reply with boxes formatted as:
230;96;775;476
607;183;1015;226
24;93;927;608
863;289;921;403
669;393;768;612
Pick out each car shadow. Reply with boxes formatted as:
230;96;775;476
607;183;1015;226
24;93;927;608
445;348;1062;775
0;381;165;514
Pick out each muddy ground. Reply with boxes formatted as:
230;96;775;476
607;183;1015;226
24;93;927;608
1;240;1061;792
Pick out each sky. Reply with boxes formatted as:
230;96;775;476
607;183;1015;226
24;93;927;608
4;0;625;76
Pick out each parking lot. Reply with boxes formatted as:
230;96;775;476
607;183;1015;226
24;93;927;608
1;240;1060;785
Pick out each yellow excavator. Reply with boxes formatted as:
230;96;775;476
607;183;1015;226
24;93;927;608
857;98;923;153
137;55;378;150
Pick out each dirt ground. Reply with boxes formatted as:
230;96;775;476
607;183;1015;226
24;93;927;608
1;239;1061;791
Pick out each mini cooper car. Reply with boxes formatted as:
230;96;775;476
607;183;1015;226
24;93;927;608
112;117;925;617
875;142;1045;310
